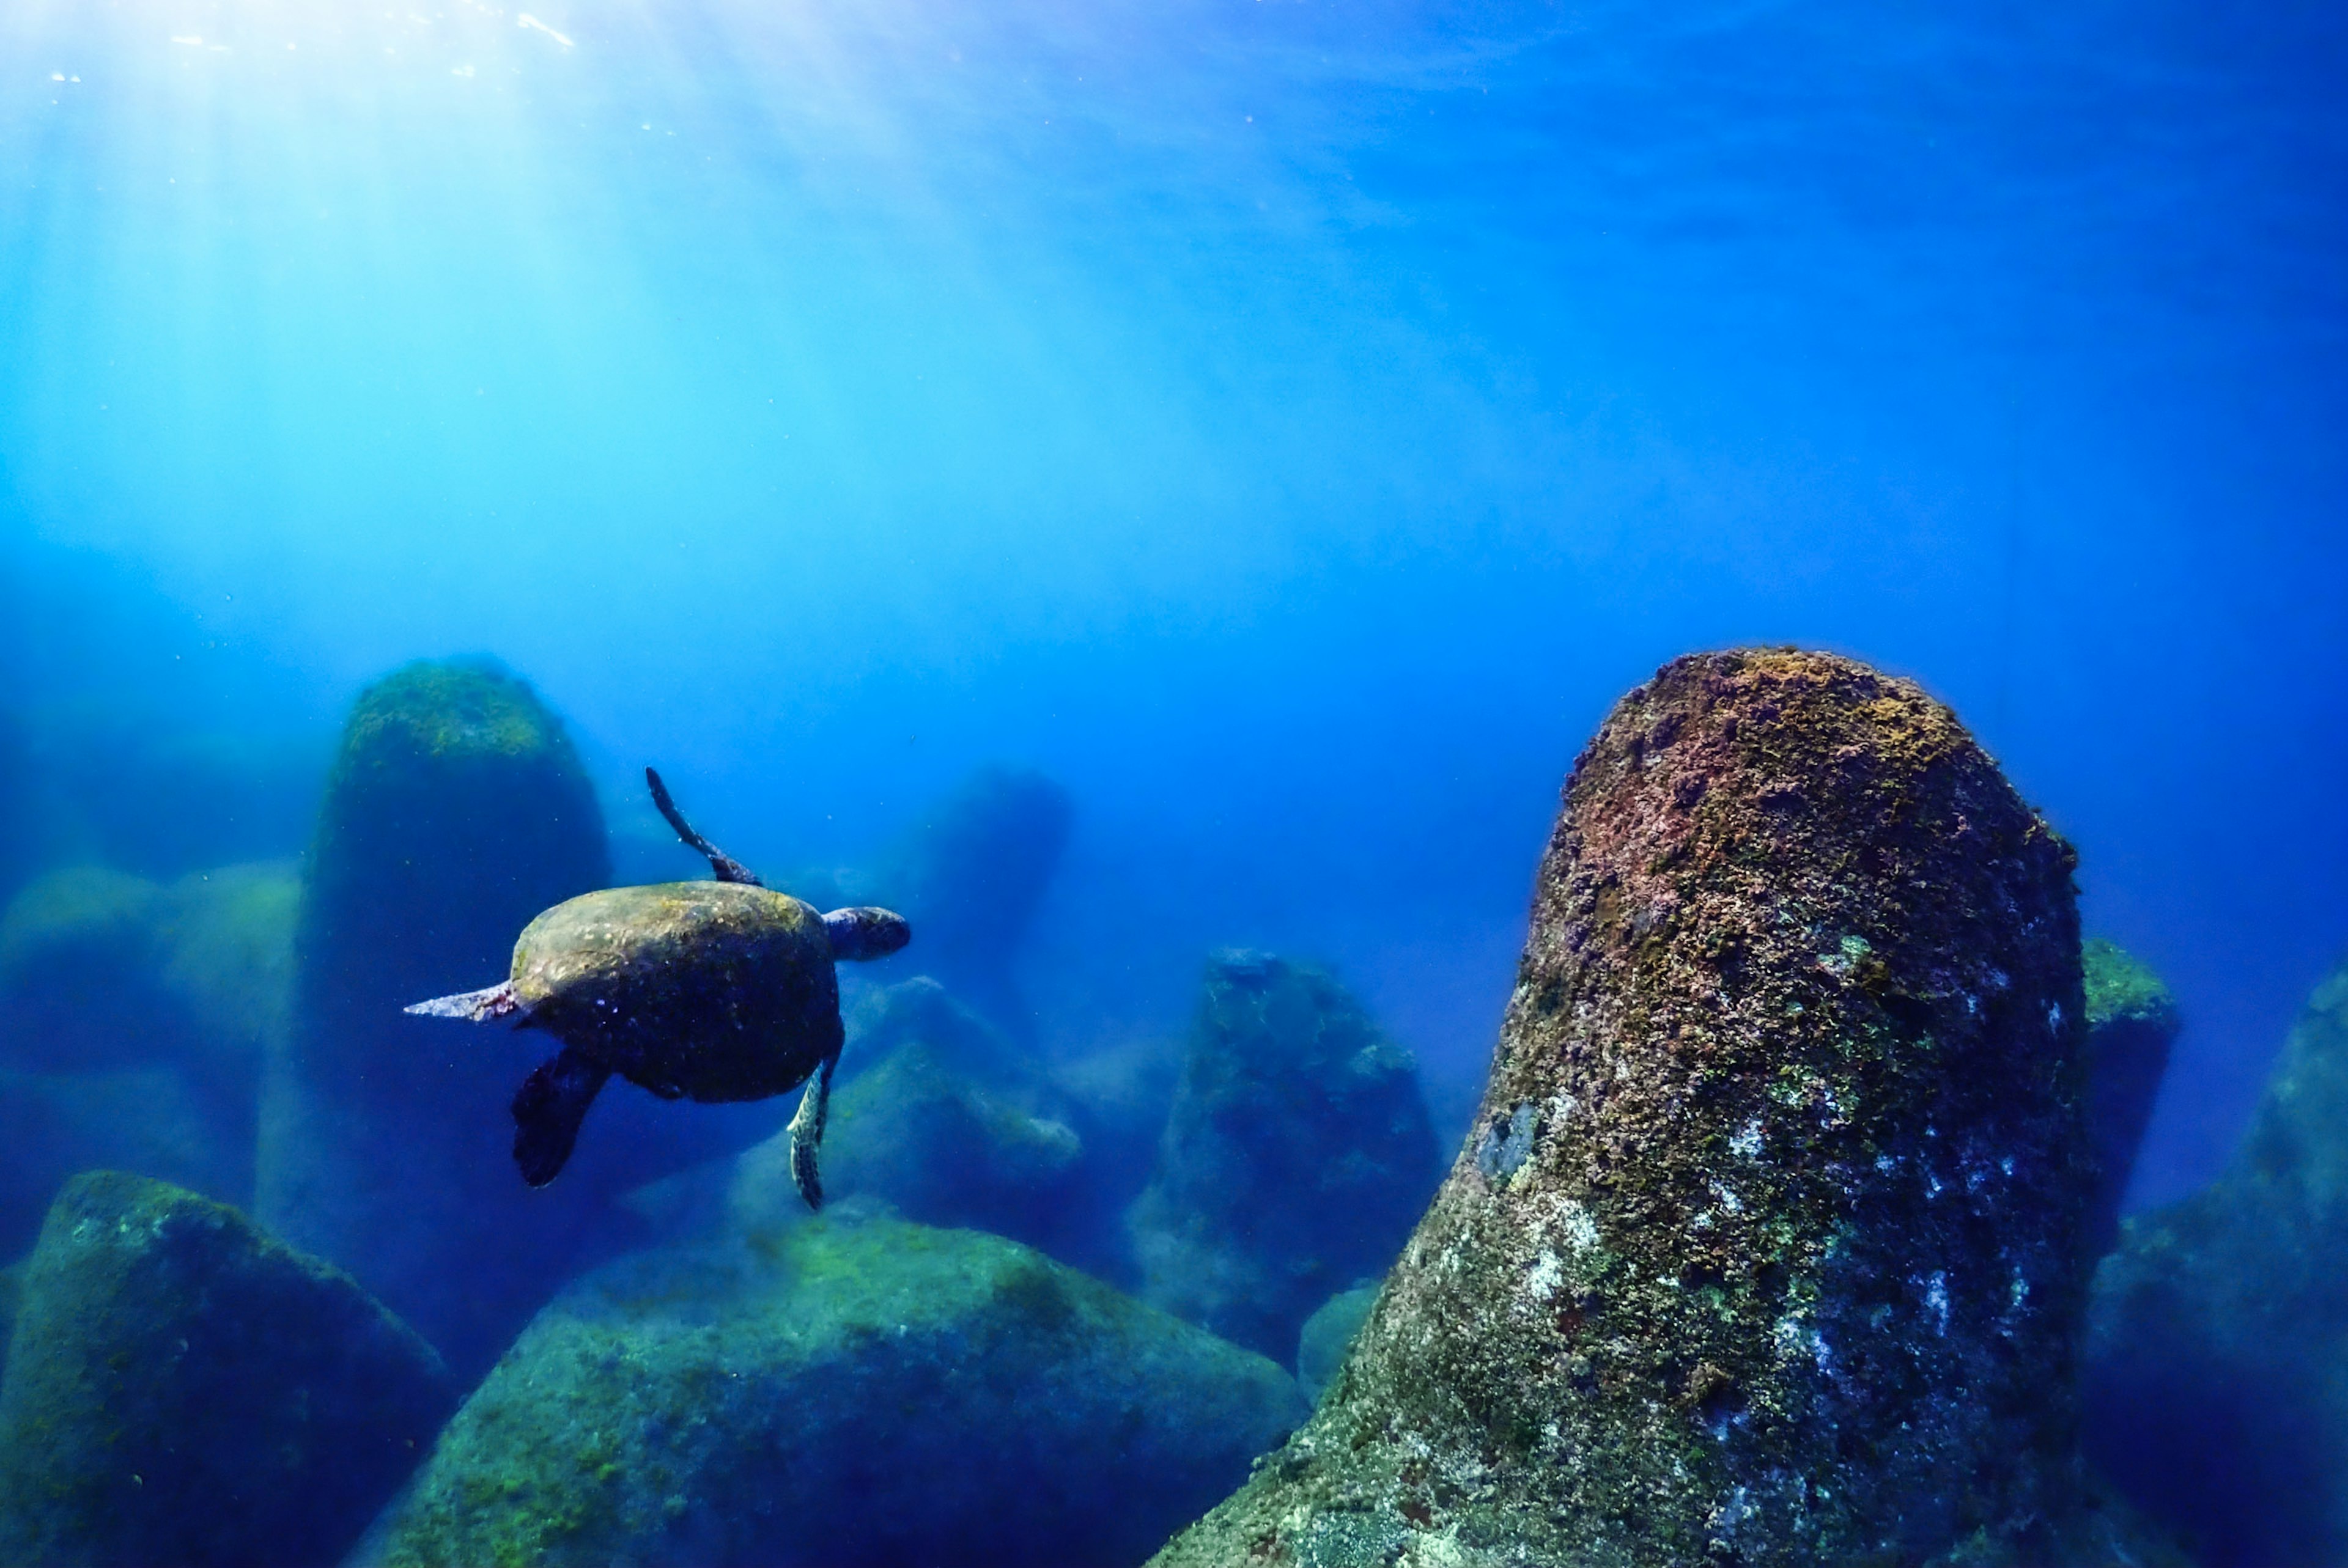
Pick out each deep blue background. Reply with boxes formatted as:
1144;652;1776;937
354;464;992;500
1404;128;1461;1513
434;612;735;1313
2;0;2342;1202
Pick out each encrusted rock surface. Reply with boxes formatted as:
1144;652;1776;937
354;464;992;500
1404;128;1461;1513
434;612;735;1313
1150;649;2168;1568
363;1207;1305;1568
2086;954;2348;1566
257;658;616;1376
0;1172;453;1568
2080;939;2179;1256
1129;951;1439;1361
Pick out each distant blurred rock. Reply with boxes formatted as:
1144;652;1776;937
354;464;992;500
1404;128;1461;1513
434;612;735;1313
879;765;1072;1031
1294;1281;1377;1404
361;1208;1305;1568
2087;954;2348;1566
2081;938;2180;1256
1151;651;2179;1568
0;861;298;1251
1126;951;1438;1360
256;658;618;1378
0;1172;454;1568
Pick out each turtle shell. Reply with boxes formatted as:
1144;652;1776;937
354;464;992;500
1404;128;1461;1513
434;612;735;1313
509;882;839;1103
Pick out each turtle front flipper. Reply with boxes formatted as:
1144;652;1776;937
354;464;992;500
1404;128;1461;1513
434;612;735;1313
646;767;762;886
785;1048;841;1211
511;1047;613;1187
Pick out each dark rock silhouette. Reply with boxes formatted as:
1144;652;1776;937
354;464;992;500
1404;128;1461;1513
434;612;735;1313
0;1172;454;1568
1151;650;2177;1568
256;658;616;1376
362;1207;1305;1568
1127;951;1439;1362
882;765;1072;1031
2081;938;2180;1256
2086;954;2348;1567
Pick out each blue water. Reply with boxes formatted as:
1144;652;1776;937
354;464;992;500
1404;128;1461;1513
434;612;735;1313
4;0;2344;1214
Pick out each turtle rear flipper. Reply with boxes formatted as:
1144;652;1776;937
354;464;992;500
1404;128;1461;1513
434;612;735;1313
405;981;525;1023
511;1047;613;1187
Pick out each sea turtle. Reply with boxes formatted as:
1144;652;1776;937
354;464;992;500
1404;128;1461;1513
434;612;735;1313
406;767;909;1208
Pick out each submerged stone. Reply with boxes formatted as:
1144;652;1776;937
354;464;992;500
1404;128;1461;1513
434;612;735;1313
364;1209;1305;1568
0;1172;454;1568
2081;938;2180;1255
1150;649;2172;1568
257;658;621;1377
1128;951;1439;1361
2086;954;2348;1566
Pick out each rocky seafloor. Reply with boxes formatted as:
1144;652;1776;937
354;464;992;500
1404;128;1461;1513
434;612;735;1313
0;647;2332;1566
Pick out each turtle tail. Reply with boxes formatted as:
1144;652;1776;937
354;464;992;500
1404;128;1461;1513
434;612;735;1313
511;1048;612;1187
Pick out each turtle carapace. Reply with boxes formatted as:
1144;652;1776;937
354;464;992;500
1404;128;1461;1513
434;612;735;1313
405;768;909;1209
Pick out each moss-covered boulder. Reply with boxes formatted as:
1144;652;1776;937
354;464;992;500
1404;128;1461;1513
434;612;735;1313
731;1039;1084;1244
1150;649;2173;1568
2086;955;2348;1566
1127;951;1439;1361
364;1209;1306;1568
2081;939;2180;1256
0;1172;454;1568
257;658;623;1377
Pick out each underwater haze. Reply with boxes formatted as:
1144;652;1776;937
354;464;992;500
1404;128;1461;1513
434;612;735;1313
1;0;2347;1561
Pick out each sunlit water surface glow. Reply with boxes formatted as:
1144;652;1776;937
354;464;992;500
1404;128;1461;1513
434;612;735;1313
2;0;2344;1198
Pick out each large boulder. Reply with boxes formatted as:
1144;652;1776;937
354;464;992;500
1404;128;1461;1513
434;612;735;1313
257;658;616;1377
0;1172;454;1568
2081;938;2180;1255
2086;954;2348;1566
363;1207;1307;1568
1127;951;1439;1361
1151;649;2174;1568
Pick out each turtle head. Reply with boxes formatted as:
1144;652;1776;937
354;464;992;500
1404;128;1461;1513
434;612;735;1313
822;906;910;963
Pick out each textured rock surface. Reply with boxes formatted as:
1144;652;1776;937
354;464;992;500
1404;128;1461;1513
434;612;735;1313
2086;954;2348;1567
0;1172;454;1568
1129;951;1439;1361
365;1208;1305;1568
1151;649;2160;1568
257;658;621;1377
2081;939;2180;1256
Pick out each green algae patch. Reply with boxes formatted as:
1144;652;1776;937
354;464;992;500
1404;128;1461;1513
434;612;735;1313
369;1209;1305;1568
1151;649;2179;1568
2084;938;2179;1031
0;1172;453;1568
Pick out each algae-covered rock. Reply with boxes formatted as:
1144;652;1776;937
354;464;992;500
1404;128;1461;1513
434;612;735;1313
1151;649;2160;1568
2081;938;2180;1255
257;658;621;1377
2085;954;2348;1566
0;1067;246;1255
0;866;170;1069
366;1209;1306;1568
0;1172;454;1568
1128;951;1439;1361
733;1039;1084;1244
1296;1281;1378;1404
